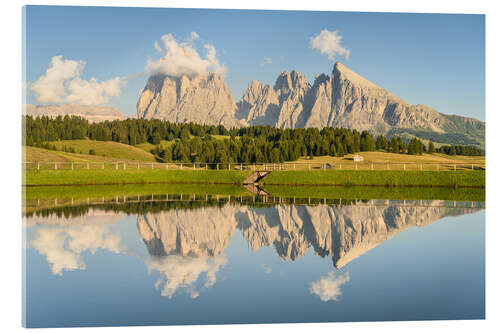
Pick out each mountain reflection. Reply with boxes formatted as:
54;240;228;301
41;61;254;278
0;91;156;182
137;201;481;268
25;199;483;298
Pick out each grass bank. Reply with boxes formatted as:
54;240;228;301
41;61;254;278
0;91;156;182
262;170;485;188
24;169;251;186
24;169;484;188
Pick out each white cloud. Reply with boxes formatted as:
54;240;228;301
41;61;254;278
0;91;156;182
146;33;227;77
146;255;227;299
187;31;199;42
260;57;272;69
31;56;84;104
154;40;162;53
309;271;350;302
31;55;126;105
309;29;350;61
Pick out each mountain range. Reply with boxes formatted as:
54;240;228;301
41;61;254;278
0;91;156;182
137;62;485;147
23;103;125;123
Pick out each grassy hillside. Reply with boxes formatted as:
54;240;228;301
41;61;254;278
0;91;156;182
387;126;485;149
49;139;156;161
282;152;484;171
298;151;485;163
135;135;232;154
26;140;157;163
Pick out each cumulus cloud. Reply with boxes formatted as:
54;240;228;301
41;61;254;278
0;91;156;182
146;255;227;299
146;33;227;77
309;29;350;61
260;57;272;69
309;271;350;302
31;55;126;105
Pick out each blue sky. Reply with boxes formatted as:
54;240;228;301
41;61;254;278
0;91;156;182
24;6;485;120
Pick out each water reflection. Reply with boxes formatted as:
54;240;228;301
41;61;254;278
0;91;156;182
310;271;350;302
24;198;484;300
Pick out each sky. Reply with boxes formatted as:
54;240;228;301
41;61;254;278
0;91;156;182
24;6;485;121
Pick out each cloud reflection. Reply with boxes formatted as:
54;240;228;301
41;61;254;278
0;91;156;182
146;255;227;298
31;225;125;275
309;271;350;302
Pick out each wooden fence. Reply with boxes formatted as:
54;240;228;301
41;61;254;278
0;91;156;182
22;161;485;171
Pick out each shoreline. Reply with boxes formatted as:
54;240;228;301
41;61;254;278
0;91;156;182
23;169;485;188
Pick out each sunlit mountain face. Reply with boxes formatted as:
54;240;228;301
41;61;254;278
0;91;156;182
23;198;485;327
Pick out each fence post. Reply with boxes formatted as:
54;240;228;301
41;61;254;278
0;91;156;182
339;163;342;170
152;163;154;170
294;163;296;170
71;162;73;170
87;162;90;170
137;163;139;169
54;162;57;170
472;164;474;170
355;163;358;170
229;163;231;170
371;163;373;170
403;163;405;171
124;162;126;170
115;162;118;170
102;163;104;170
323;163;326;170
216;164;219;170
37;162;40;170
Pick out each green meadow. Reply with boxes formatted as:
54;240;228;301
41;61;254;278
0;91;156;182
24;169;484;188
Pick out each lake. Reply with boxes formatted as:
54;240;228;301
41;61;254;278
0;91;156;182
22;191;485;327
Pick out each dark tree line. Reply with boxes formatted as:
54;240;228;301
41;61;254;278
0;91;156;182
23;115;484;164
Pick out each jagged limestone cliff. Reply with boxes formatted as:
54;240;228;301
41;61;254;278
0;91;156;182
136;73;242;127
239;63;485;145
137;62;484;146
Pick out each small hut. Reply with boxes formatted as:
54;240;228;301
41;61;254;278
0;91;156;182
353;154;364;162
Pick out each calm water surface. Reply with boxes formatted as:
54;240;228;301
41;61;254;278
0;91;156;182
23;195;485;327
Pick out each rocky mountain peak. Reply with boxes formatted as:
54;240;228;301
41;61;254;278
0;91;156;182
136;63;484;147
137;72;243;127
274;70;310;93
333;62;380;90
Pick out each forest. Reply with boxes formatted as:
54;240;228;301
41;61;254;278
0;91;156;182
23;115;484;164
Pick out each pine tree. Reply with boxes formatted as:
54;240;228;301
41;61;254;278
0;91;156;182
428;141;435;154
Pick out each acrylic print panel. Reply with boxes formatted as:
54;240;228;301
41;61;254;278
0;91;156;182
22;5;485;328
